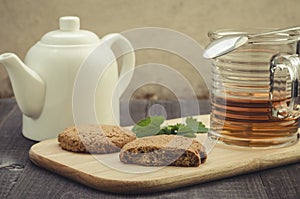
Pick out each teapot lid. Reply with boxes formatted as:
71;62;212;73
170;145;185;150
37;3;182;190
40;16;100;45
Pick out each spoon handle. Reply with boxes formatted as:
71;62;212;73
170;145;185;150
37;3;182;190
249;26;300;38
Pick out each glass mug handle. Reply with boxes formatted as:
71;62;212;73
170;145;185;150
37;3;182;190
270;54;300;119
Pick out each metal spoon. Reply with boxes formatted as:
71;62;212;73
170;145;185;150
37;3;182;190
203;26;300;59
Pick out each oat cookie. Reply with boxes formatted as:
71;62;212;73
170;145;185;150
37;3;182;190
58;125;136;153
119;134;207;167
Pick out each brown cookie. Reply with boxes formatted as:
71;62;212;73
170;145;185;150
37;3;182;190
119;135;207;167
58;125;136;154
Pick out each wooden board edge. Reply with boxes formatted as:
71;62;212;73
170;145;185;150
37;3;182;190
28;140;300;194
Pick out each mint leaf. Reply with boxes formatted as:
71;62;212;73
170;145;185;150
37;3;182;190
186;117;200;132
177;124;197;138
186;117;208;133
132;116;164;138
159;124;181;135
135;117;152;127
177;124;192;133
197;126;208;133
132;116;208;138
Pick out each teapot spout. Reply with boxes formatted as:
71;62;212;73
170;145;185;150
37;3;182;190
0;53;45;118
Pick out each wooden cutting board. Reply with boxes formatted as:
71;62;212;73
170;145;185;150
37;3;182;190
29;115;300;194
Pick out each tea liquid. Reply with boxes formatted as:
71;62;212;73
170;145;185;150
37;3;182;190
210;96;299;147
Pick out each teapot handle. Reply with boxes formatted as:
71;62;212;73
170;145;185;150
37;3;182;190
102;33;135;97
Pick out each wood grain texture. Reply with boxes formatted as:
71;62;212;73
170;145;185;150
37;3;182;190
29;115;300;194
0;99;36;199
260;164;300;199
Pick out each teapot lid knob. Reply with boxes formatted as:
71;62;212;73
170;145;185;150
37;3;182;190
40;16;100;45
59;16;80;31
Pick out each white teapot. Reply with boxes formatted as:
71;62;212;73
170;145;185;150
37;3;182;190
0;16;135;141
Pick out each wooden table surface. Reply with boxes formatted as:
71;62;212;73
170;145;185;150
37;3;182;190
0;98;299;199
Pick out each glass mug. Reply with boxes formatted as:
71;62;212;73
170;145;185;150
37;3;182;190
208;29;300;148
